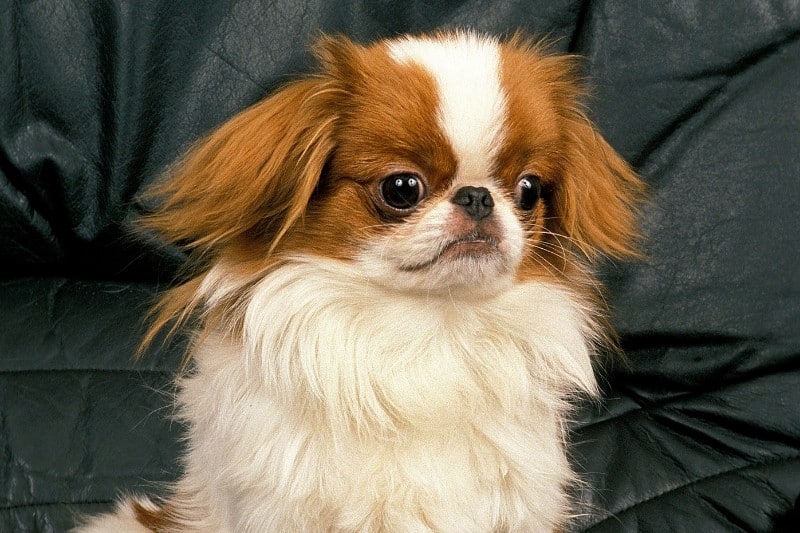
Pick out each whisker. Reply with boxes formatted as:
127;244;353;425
521;227;611;305
526;244;568;276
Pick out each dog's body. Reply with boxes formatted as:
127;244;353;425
77;32;642;532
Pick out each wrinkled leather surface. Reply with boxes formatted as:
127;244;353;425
1;1;798;531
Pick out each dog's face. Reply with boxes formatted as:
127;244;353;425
304;35;539;294
145;32;642;298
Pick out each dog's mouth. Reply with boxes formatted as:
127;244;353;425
399;233;501;272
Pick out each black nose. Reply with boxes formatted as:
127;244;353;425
451;186;494;221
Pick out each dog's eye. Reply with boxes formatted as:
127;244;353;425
514;175;542;211
380;173;426;211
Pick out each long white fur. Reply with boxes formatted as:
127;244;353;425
172;258;596;532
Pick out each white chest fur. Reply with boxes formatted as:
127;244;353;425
178;258;598;532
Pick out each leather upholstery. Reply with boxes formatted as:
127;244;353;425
2;1;798;531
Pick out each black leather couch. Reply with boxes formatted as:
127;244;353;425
2;2;799;531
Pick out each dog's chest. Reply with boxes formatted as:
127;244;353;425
180;263;595;530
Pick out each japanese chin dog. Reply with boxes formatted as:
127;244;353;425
77;31;643;532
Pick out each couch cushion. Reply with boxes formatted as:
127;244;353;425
0;279;184;531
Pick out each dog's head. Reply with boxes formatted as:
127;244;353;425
145;32;643;302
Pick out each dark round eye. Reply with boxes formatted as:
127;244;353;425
380;173;426;210
515;175;542;211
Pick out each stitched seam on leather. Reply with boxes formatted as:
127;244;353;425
585;453;800;530
0;499;138;510
578;361;800;432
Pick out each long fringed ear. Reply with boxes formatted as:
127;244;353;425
137;51;346;355
556;118;646;261
141;76;340;255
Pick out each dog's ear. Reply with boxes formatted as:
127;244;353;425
555;118;645;260
312;34;365;82
142;76;339;255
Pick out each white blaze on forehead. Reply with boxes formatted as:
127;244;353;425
388;33;507;181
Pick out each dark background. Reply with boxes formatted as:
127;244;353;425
1;1;798;531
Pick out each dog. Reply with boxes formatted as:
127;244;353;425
76;31;643;532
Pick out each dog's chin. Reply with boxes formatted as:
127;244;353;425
358;238;522;296
399;235;500;271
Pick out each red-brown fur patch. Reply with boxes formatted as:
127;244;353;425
131;500;180;532
497;36;645;284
